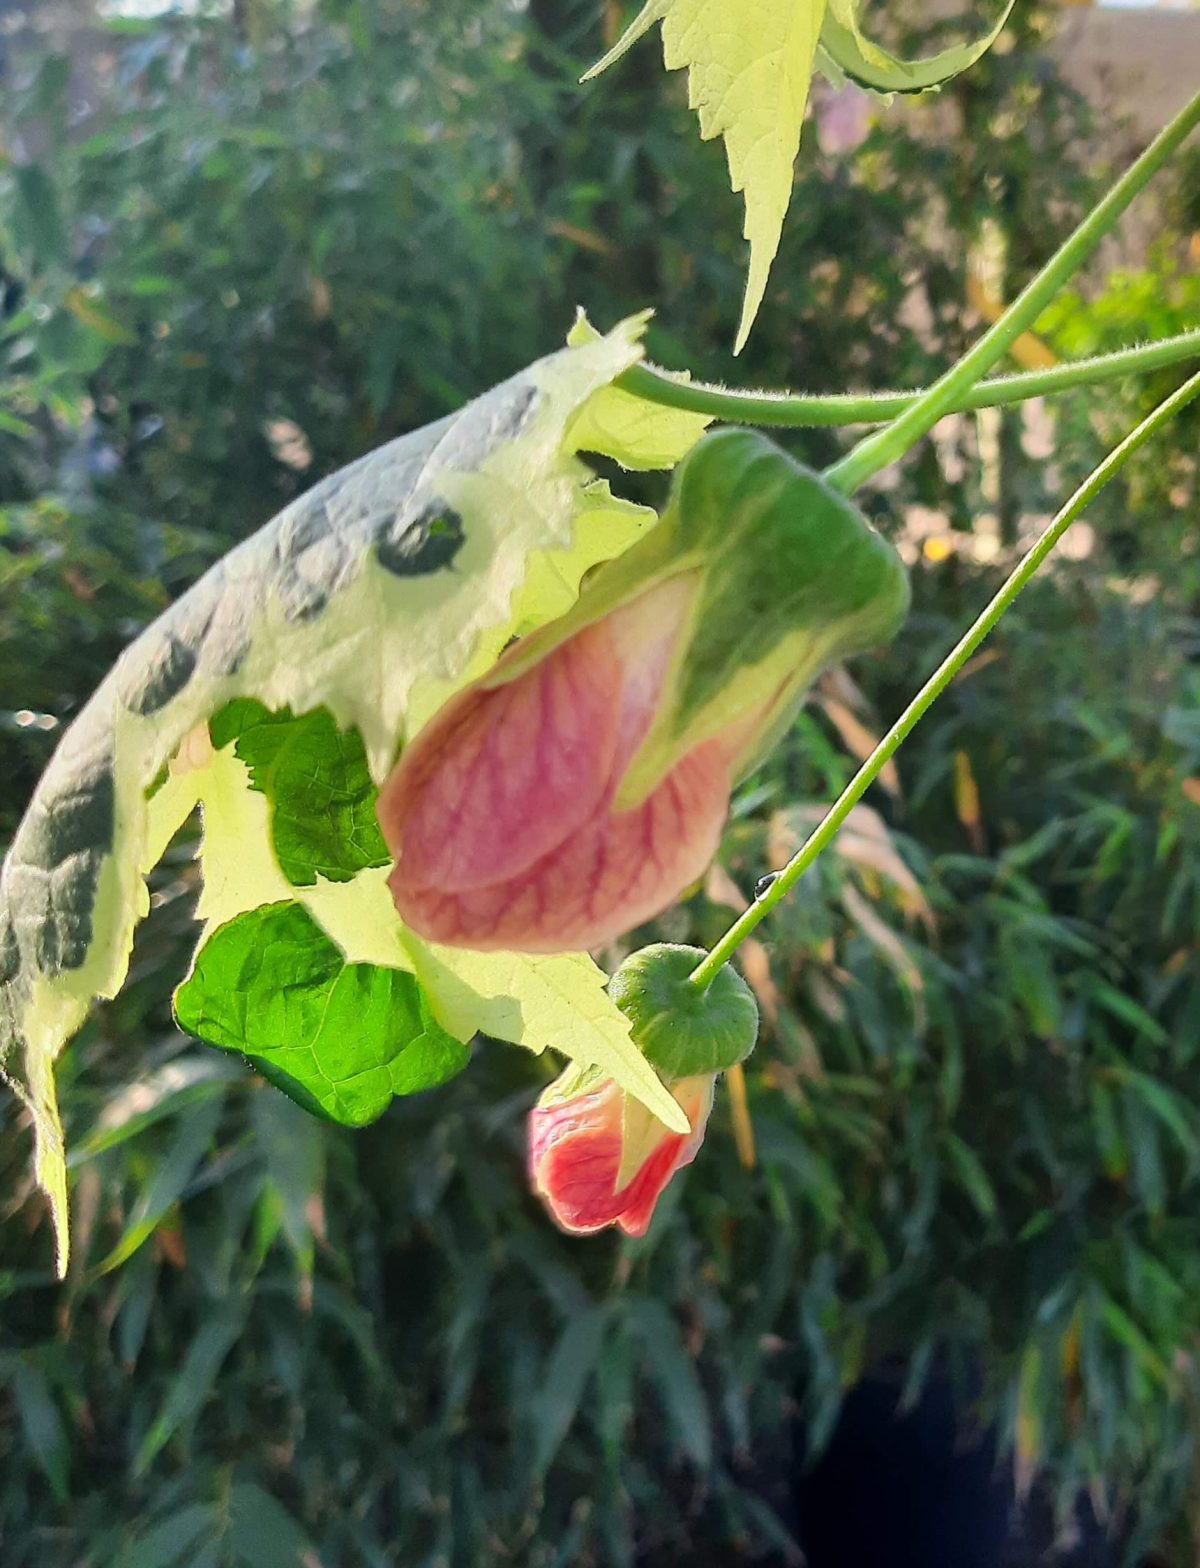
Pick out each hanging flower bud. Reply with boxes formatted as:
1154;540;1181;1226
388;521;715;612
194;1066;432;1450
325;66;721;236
529;944;759;1237
378;429;908;953
529;1065;714;1237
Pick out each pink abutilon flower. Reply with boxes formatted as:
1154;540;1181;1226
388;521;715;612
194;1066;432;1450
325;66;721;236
376;430;909;955
377;573;752;953
528;1066;714;1237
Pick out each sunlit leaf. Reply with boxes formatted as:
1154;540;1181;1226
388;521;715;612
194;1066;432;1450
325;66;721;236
0;315;673;1271
174;902;469;1125
585;2;830;353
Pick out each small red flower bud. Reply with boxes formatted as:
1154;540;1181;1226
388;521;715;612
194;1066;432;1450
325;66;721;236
528;1067;714;1237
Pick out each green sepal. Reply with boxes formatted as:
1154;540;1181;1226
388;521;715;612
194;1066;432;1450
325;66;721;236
608;943;758;1080
485;428;909;805
174;902;469;1125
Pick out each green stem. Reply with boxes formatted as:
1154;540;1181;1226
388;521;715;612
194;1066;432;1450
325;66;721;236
616;331;1200;429
689;367;1200;992
822;90;1200;495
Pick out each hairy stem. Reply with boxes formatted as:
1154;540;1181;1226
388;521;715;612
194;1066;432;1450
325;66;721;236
821;90;1200;495
616;331;1200;429
690;368;1200;991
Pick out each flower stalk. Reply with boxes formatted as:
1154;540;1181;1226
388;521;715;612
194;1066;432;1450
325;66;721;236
823;90;1200;494
690;367;1200;992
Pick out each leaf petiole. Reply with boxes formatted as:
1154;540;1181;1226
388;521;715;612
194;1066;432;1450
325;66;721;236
615;331;1200;430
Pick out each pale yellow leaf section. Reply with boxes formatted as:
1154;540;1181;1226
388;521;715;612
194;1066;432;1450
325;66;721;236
403;480;653;736
566;311;713;468
401;938;690;1134
586;0;829;353
616;1073;712;1186
167;740;683;1133
165;743;415;970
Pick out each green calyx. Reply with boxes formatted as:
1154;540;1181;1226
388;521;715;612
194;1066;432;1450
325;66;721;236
481;428;909;808
608;944;759;1081
637;428;909;795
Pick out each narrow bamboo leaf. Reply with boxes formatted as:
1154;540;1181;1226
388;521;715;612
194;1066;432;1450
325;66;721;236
1098;1296;1170;1385
1113;1067;1199;1156
133;1300;247;1474
227;1482;317;1568
116;1503;218;1568
629;1298;712;1467
96;1096;223;1274
69;1057;240;1166
532;1306;608;1475
250;1092;324;1273
942;1131;998;1222
12;1359;70;1502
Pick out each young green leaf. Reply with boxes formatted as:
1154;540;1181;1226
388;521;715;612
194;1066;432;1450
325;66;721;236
585;1;830;354
174;903;469;1125
817;0;1016;97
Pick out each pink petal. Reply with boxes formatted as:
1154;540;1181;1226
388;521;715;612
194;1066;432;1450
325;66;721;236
380;575;730;952
377;620;619;894
392;735;729;951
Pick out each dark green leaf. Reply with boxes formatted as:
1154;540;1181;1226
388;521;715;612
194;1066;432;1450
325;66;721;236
532;1306;607;1476
629;1298;712;1467
12;166;67;265
227;1482;317;1568
12;1359;70;1502
117;1504;218;1568
209;700;389;886
97;1096;223;1274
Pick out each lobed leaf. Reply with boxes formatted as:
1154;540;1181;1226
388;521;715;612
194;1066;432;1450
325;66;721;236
174;902;469;1125
0;314;683;1272
586;1;830;353
586;2;1014;351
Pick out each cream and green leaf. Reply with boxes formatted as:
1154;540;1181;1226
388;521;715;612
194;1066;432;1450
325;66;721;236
586;0;1014;352
0;314;695;1275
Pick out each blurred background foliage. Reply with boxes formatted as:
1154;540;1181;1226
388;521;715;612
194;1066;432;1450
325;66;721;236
1;0;1199;1564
